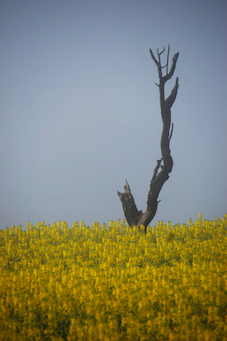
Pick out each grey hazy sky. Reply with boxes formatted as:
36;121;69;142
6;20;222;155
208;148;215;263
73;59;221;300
1;0;227;229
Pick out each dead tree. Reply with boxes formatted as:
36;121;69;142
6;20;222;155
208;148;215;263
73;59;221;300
117;45;179;233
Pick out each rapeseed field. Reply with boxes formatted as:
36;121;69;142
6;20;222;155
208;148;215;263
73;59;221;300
0;214;227;341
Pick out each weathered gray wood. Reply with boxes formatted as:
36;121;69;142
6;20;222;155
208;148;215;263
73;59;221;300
118;45;179;233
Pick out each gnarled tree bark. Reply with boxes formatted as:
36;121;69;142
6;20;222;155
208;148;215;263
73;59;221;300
118;45;179;233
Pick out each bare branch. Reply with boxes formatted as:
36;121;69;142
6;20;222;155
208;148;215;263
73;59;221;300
124;179;130;192
163;52;179;83
161;63;168;69
166;44;170;74
117;180;142;226
157;46;165;56
151;158;163;182
165;77;179;109
149;49;158;66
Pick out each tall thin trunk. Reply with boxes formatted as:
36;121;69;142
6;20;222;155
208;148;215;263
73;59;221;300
118;45;179;233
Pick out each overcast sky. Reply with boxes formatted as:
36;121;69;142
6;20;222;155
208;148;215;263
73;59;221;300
1;0;226;229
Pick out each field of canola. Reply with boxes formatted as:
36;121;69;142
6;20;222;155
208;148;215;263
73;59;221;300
0;214;227;341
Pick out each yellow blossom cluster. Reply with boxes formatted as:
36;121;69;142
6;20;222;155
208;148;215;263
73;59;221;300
0;214;227;341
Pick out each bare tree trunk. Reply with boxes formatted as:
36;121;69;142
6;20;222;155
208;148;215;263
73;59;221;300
118;45;179;233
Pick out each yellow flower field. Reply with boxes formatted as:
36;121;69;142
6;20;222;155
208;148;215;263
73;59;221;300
0;214;227;341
